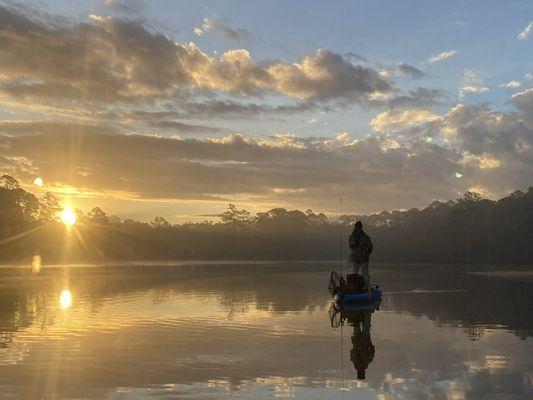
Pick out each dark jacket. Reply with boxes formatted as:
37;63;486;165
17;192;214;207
349;228;373;263
350;332;375;373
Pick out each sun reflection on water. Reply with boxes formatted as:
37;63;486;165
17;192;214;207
60;290;72;310
31;254;42;274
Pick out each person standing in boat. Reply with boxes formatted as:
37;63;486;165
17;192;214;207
349;221;373;287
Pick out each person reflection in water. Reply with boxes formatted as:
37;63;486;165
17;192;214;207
349;221;373;287
330;305;377;381
350;309;375;380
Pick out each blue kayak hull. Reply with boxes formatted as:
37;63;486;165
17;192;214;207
335;284;382;304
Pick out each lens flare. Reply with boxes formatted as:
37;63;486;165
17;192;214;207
60;289;72;309
60;207;77;226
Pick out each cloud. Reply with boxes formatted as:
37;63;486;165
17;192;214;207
265;49;393;101
344;53;368;63
196;17;250;41
397;62;426;79
3;4;532;213
127;112;226;134
447;106;533;195
370;109;440;133
177;100;322;118
511;88;533;121
368;93;533;197
3;93;533;212
336;132;349;141
0;122;463;212
0;5;392;105
460;86;490;95
426;50;458;63
517;21;533;40
384;87;446;109
99;0;145;16
498;80;521;89
459;69;490;97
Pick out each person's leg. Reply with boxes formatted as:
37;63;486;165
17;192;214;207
362;311;371;333
352;260;359;274
361;262;369;286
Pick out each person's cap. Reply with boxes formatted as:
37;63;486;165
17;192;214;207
355;221;363;229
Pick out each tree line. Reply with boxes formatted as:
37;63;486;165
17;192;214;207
1;174;533;264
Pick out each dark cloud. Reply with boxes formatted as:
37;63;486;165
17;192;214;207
197;17;250;41
398;62;426;79
97;101;321;133
385;87;446;109
144;119;225;134
267;49;393;101
0;120;120;136
344;52;369;63
177;100;323;118
511;88;533;122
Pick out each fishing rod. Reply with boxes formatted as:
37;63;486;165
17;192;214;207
339;197;346;397
340;313;345;397
339;197;343;277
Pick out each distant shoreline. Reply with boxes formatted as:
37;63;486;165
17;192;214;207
1;260;532;269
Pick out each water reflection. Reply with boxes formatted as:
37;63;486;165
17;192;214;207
59;289;72;310
330;302;379;381
0;262;531;399
31;254;41;274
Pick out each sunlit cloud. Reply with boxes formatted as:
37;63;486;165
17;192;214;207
371;109;440;133
0;6;392;104
459;68;490;98
517;21;533;40
460;86;490;96
426;50;458;64
498;80;521;89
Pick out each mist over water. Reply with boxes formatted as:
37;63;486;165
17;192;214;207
0;263;532;399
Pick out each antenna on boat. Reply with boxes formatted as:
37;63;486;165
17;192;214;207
339;197;343;277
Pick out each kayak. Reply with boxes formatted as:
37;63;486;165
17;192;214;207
334;284;382;304
329;271;382;304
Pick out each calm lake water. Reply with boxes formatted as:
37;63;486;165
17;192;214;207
0;262;532;399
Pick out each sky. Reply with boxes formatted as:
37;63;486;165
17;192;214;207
0;0;532;222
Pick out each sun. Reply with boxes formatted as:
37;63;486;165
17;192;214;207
33;177;43;186
60;206;77;227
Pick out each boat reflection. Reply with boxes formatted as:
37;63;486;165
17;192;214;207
330;301;379;380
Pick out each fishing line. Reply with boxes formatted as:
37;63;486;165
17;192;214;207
340;315;345;397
